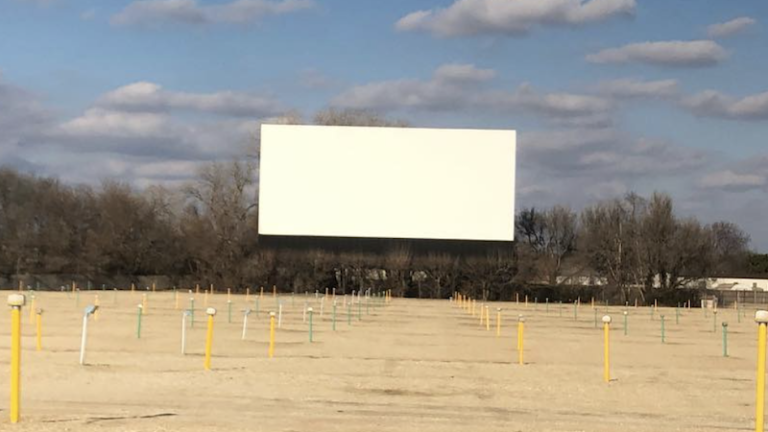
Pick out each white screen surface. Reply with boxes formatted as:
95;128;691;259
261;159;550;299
258;125;516;241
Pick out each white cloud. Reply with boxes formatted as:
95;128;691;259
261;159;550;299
111;0;313;27
523;128;705;178
0;75;52;163
596;78;678;98
98;82;284;117
396;0;635;37
50;106;261;160
57;108;172;140
586;40;727;67
522;128;618;152
707;17;756;39
433;63;496;83
681;90;768;121
700;170;766;192
331;64;611;123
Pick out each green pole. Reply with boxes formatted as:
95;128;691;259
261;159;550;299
137;305;143;338
190;298;195;328
228;300;232;324
332;301;337;331
661;315;665;343
722;322;729;357
308;308;314;342
623;311;628;335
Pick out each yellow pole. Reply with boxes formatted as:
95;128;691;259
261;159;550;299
36;310;42;352
756;311;768;432
204;308;216;371
496;309;501;337
603;315;612;383
517;316;525;365
479;304;484;326
485;306;490;331
269;312;276;358
8;294;25;424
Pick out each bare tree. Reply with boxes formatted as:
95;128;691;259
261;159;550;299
383;245;412;297
183;160;258;287
313;108;409;127
515;206;577;284
580;197;642;303
421;253;458;299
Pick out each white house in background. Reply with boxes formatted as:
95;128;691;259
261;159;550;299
703;277;768;291
553;273;768;291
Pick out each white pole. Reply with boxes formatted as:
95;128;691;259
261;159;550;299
79;315;89;365
241;313;248;340
278;303;283;328
181;312;187;355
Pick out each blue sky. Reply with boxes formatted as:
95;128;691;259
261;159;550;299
1;0;768;248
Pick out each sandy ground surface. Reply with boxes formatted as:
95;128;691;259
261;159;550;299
0;289;762;431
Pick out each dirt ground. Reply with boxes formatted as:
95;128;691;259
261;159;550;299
0;289;762;431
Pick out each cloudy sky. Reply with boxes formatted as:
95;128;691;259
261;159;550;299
1;0;768;248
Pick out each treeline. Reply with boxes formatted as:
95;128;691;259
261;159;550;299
0;110;761;302
0;163;758;303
